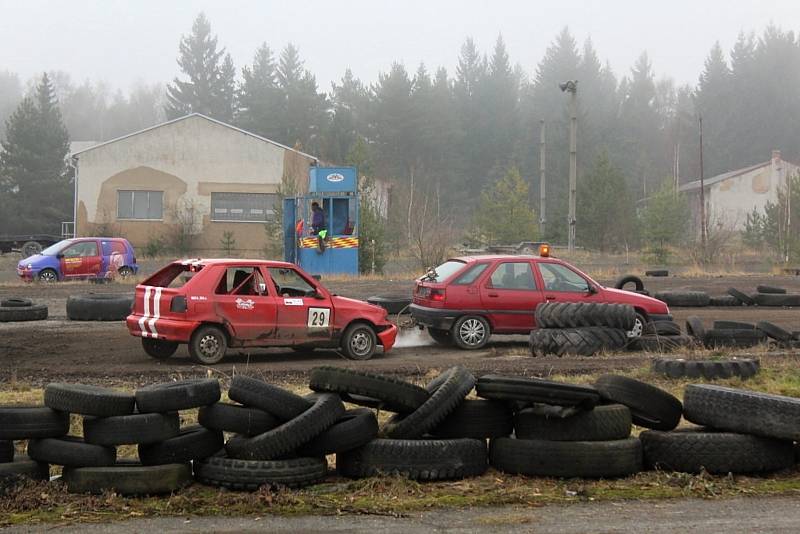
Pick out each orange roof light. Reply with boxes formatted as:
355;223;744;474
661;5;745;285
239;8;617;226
539;244;550;257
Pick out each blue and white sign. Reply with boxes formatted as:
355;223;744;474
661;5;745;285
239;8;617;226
310;166;357;193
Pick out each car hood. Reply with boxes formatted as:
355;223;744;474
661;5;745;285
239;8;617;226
332;295;387;315
601;287;670;313
18;254;49;267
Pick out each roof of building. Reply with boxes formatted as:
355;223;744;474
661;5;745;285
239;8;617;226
679;156;799;193
69;113;318;162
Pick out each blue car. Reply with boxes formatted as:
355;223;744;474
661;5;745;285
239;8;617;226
17;237;138;282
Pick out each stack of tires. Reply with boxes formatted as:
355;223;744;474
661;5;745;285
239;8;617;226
0;405;64;485
653;291;710;308
484;375;681;478
630;319;695;352
0;297;48;322
529;303;633;357
685;316;769;348
727;285;800;307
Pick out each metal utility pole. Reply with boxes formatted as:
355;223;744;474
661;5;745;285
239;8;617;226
560;80;578;251
539;120;546;236
698;115;707;252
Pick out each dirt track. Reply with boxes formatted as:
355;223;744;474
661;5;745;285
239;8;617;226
1;274;799;386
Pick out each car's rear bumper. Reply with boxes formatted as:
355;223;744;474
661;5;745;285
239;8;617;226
377;324;398;352
126;314;196;342
409;304;459;331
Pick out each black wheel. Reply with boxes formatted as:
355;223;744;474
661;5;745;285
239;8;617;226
21;240;43;258
38;268;57;282
452;315;490;349
189;325;227;364
628;313;646;339
428;328;452;345
141;338;179;360
117;266;134;278
341;323;377;360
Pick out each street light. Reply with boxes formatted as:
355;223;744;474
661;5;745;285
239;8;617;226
561;80;578;251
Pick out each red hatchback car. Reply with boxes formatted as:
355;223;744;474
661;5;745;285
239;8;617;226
410;253;671;349
126;259;397;364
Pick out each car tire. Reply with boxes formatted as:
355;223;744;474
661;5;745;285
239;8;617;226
61;461;193;495
628;313;646;339
753;293;800;307
630;334;695;352
138;425;223;466
44;383;135;417
645;269;669;277
66;293;134;321
309;366;429;414
683;384;800;441
0;304;48;322
613;275;644;292
476;374;600;408
427;328;452;346
756;321;794;342
21;240;43;258
703;328;767;348
229;376;313;421
83;412;180;446
141;338;179;360
529;326;628;357
643;320;682;336
0;298;32;307
514;403;632;441
381;366;475;439
709;295;741;306
489;437;642;478
37;268;58;282
0;455;50;482
757;285;787;294
651;358;760;380
188;325;228;365
337;438;487;481
0;406;70;440
117;266;134;278
27;436;117;467
297;408;379;456
452;315;491;350
685;316;705;339
366;295;412;315
429;399;514;439
195;455;327;491
0;441;12;463
727;287;755;305
534;302;635;330
594;375;682;431
135;379;221;413
198;402;280;436
654;290;710;307
340;323;378;360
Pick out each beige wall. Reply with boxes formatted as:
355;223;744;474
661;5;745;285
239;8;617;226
75;115;316;255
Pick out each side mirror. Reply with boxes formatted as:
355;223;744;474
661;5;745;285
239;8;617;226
56;253;64;259
587;284;598;295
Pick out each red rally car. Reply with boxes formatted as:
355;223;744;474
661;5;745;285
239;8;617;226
126;259;398;364
410;248;672;350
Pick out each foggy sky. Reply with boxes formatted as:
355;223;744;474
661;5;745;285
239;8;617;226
0;0;797;92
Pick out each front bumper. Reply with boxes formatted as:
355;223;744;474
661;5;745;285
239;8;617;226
649;313;673;322
409;303;459;331
377;324;398;352
126;314;197;342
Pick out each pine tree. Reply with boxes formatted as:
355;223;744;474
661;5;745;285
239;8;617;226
165;13;235;121
577;152;635;251
237;43;281;139
275;44;327;151
0;73;71;233
639;179;691;263
694;42;731;175
473;167;538;245
323;69;370;164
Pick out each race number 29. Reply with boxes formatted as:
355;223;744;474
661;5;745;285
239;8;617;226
307;307;331;328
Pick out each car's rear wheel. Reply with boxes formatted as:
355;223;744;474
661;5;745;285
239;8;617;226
627;313;646;339
118;267;134;278
428;328;452;346
189;325;227;365
38;268;57;282
452;315;490;350
141;338;179;360
341;323;377;360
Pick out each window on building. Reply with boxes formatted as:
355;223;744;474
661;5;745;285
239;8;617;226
117;190;163;220
211;192;277;222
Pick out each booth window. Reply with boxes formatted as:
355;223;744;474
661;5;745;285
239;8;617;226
212;192;276;222
331;197;355;235
117;190;163;220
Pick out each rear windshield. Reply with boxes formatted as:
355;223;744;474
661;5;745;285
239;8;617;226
142;262;204;288
423;260;466;283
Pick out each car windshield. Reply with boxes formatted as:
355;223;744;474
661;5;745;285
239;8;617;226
41;240;72;256
424;260;466;283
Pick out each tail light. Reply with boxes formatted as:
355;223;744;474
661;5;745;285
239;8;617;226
430;289;446;302
170;295;187;313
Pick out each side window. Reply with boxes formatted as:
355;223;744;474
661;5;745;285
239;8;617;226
488;262;536;290
215;267;265;296
538;263;589;292
268;267;315;297
452;263;489;285
63;241;98;258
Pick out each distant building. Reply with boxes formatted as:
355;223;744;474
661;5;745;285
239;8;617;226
679;150;800;232
71;114;318;255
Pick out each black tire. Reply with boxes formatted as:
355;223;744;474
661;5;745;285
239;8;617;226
429;399;514;439
117;266;134;278
757;285;787;294
61;461;192;495
195;455;327;490
225;393;344;460
652;357;760;380
703;328;767;348
452;315;491;350
709;295;741;306
340;323;378;360
66;293;134;321
37;268;58;282
0;304;48;322
594;375;682;431
229;375;312;421
756;320;793;342
727;287;755;306
188;324;228;364
753;293;800;307
713;320;755;330
138;425;223;465
476;374;600;408
309;366;429;414
534;302;635;330
631;334;695;352
337;438;487;480
0;406;70;440
0;298;32;307
645;269;669;277
489;437;642;478
529;327;628;357
0;441;13;463
427;328;452;346
44;383;135;417
27;436;116;467
643;320;682;336
21;240;43;257
683;384;800;441
141;338;179;360
628;313;646;339
514;403;632;441
381;366;475;439
135;379;220;413
297;408;379;456
366;295;412;315
198;403;281;436
0;455;49;482
83;412;180;446
613;275;644;292
685;316;705;339
654;290;710;307
640;428;795;474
